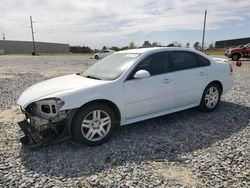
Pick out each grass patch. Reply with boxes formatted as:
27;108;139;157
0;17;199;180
204;49;225;56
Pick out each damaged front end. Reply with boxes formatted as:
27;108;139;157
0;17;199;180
18;98;71;147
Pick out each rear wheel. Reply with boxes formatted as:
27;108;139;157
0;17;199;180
94;55;99;59
199;83;222;112
72;103;116;146
231;53;240;61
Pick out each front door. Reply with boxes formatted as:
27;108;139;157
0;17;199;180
124;52;175;119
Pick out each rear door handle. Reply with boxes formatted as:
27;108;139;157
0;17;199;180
162;78;172;83
198;71;205;76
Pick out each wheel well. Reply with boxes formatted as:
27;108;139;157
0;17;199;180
232;52;241;58
74;99;121;125
208;81;223;93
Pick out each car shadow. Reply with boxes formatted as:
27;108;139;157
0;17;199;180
20;101;249;178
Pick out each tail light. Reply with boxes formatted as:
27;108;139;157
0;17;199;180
229;63;233;75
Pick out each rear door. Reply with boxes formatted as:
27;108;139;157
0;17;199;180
169;51;209;107
124;52;175;119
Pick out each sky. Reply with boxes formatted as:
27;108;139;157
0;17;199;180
0;0;250;49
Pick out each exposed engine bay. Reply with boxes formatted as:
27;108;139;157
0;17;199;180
18;98;72;147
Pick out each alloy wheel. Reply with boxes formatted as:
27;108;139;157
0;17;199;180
205;87;219;109
81;110;111;141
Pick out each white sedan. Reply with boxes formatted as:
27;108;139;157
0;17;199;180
17;47;234;146
94;49;114;59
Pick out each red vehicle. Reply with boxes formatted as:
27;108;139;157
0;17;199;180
225;43;250;61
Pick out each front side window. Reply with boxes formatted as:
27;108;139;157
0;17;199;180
132;52;169;77
170;51;198;71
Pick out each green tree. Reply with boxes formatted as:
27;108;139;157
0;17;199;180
208;43;214;50
110;46;120;51
152;42;161;47
129;42;136;49
142;41;151;47
172;41;181;47
120;46;129;51
167;41;181;47
69;46;93;53
167;43;174;47
193;42;201;50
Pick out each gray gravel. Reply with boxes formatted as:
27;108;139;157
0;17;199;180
0;55;249;187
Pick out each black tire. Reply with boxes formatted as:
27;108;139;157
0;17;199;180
94;55;99;59
231;53;240;61
72;103;116;146
199;83;222;112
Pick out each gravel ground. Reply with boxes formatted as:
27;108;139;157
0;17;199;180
0;55;249;188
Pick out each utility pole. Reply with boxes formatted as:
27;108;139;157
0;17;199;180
3;33;5;40
30;16;36;55
201;10;207;52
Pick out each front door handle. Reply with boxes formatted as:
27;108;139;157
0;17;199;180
198;71;205;76
162;78;172;83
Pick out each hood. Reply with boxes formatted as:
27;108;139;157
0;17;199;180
17;74;105;108
228;47;243;51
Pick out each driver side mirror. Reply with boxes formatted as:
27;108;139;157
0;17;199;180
133;70;150;79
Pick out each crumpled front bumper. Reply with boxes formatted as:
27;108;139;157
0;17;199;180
17;113;70;147
18;119;37;145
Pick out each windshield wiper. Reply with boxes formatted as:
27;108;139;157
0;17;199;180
85;75;101;80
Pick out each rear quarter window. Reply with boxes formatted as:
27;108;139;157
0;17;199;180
196;54;210;67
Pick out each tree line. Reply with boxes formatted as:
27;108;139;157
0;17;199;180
70;41;214;53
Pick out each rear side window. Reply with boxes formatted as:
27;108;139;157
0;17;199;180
170;51;198;71
196;54;210;67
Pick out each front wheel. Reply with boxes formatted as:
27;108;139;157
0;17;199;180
199;83;222;112
231;53;240;61
94;55;99;59
72;103;116;146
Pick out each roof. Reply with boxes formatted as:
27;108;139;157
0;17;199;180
117;47;211;61
117;47;163;54
117;47;202;54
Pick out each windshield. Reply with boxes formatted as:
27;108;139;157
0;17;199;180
82;53;140;80
244;44;250;48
